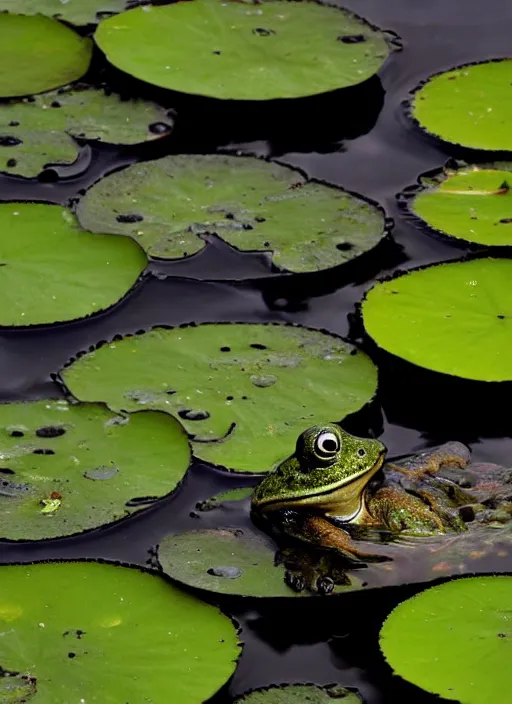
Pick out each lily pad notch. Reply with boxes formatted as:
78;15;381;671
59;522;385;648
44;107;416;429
75;154;388;273
94;0;395;101
409;58;512;151
402;163;512;247
59;322;379;472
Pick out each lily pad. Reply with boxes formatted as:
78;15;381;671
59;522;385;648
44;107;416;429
60;323;378;472
411;165;512;246
0;399;190;541
0;14;91;98
94;0;392;101
235;684;362;703
0;1;131;25
0;561;239;702
0;202;146;327
0;85;172;177
157;527;361;597
411;59;512;150
380;576;512;704
76;154;386;270
362;258;512;381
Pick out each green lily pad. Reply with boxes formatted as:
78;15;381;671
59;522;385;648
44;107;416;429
76;154;386;270
158;527;361;597
362;258;512;381
0;561;239;702
380;576;512;704
412;59;512;150
0;202;146;327
411;165;512;246
235;684;362;703
0;14;91;98
0;399;190;540
60;323;378;472
94;0;392;101
0;1;130;25
0;85;172;177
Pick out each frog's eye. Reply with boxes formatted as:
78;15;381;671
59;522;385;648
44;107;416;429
315;431;340;458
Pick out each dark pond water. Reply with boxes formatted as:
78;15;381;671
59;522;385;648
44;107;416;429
1;0;512;701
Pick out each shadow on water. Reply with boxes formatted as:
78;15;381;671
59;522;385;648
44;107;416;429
1;0;512;701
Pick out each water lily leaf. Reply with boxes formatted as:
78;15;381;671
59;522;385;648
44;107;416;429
60;323;378;472
0;561;240;703
380;576;512;704
235;685;362;703
0;399;190;541
94;0;392;101
76;154;386;270
0;0;131;25
362;258;512;381
0;85;172;177
0;14;91;98
0;202;146;326
157;527;360;597
411;165;512;246
411;59;512;150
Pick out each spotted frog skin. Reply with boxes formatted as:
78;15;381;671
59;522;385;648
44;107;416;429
251;423;471;593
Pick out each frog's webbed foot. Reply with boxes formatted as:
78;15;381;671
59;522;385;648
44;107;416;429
387;441;471;479
275;544;352;595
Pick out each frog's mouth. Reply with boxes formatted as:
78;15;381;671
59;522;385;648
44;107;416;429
256;450;386;521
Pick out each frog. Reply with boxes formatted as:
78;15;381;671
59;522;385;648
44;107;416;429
251;423;474;594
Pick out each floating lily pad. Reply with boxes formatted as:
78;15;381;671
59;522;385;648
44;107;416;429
412;59;512;150
0;203;146;326
0;0;131;25
76;154;386;270
411;165;512;246
0;85;172;177
94;0;392;101
235;684;362;703
362;258;512;381
60;323;378;472
158;528;360;597
0;14;91;98
0;399;190;541
0;561;239;702
380;576;512;704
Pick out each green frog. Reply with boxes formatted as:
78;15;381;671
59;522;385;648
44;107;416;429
251;423;472;593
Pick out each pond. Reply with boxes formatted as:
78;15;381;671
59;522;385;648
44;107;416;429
0;0;511;702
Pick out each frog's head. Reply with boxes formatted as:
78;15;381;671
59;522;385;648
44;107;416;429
251;423;386;522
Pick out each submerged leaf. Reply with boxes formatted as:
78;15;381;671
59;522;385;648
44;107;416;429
0;203;146;326
411;165;512;246
0;399;190;540
0;14;91;98
0;86;172;177
412;59;512;150
76;154;386;270
380;576;512;704
0;561;240;702
60;323;378;472
235;684;362;703
94;0;392;100
362;258;512;381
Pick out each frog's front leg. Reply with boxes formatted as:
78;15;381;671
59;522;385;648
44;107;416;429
386;441;470;478
279;510;392;563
